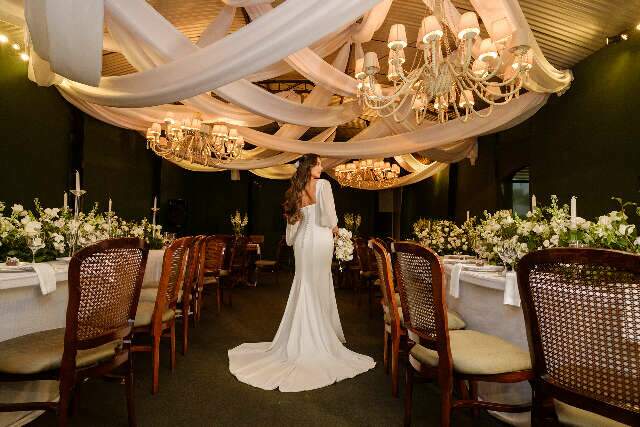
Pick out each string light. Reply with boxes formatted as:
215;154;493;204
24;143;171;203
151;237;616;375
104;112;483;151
0;34;30;64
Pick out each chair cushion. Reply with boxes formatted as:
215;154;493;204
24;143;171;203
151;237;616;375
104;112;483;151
255;260;276;267
0;328;122;375
554;400;628;427
409;330;531;375
134;301;176;327
139;288;183;303
203;276;218;285
385;294;465;330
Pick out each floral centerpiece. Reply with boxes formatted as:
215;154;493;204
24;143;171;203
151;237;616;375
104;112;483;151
230;210;248;236
334;228;354;270
0;199;166;262
343;213;362;236
413;218;472;255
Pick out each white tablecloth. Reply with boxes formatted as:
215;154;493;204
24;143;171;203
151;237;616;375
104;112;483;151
0;249;164;427
443;264;531;426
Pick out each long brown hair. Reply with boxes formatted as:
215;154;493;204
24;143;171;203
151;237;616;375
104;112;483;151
283;154;320;224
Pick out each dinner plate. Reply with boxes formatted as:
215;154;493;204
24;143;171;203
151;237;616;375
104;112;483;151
463;265;504;273
0;262;33;272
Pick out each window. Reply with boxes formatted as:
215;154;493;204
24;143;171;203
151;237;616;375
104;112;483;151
510;167;530;217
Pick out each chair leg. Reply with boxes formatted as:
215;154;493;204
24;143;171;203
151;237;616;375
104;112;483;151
440;379;453;427
383;328;390;374
391;334;400;398
57;376;74;427
125;353;136;427
216;285;222;314
182;309;189;355
404;365;414;427
469;380;480;417
170;325;176;372
152;335;161;395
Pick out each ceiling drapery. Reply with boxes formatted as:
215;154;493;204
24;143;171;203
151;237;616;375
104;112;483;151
7;0;572;188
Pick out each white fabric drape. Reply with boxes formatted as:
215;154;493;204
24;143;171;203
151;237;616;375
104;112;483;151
236;93;548;157
53;0;382;107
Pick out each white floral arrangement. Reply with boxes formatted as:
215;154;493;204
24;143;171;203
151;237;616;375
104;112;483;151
0;199;165;262
343;213;362;235
413;218;472;255
230;210;248;236
334;228;354;266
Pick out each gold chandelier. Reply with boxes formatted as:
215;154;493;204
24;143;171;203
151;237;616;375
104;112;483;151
146;118;245;166
334;159;401;189
355;1;533;125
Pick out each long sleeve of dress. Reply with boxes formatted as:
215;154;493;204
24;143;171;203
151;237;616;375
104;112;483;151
285;220;300;246
317;179;338;229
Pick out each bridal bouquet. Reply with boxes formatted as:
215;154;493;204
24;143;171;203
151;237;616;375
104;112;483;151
334;228;354;268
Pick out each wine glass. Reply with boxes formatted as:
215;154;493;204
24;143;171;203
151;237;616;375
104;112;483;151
26;234;46;264
496;241;517;275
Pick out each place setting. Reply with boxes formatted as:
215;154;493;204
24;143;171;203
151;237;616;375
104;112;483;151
1;1;639;427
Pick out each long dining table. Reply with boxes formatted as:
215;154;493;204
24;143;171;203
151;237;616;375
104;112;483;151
0;250;165;427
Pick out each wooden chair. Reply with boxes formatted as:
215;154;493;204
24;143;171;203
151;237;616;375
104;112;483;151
517;248;640;427
254;236;286;285
177;236;207;354
382;236;395;251
132;236;190;395
392;241;533;426
217;236;250;308
369;238;407;397
202;235;227;314
0;238;148;426
370;238;466;398
354;236;379;315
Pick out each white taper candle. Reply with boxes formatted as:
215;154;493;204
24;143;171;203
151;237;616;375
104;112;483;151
570;196;577;228
75;171;80;192
63;192;68;209
531;195;536;210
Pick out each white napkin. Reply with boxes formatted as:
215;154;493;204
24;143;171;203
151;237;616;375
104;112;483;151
449;263;463;298
32;262;57;295
503;270;520;306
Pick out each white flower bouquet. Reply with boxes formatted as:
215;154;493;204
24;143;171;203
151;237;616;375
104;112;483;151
334;228;354;268
413;218;472;255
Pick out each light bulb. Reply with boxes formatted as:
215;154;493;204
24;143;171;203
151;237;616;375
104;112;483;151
0;34;8;43
20;52;29;62
11;43;20;50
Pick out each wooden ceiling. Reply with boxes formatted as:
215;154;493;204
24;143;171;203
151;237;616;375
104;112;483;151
2;1;639;76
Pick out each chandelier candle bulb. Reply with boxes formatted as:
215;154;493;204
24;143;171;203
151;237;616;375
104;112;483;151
421;16;443;42
457;11;481;40
387;24;407;50
364;52;380;75
459;90;475;108
478;38;498;62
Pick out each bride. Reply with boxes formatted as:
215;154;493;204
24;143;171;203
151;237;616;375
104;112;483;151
228;154;375;392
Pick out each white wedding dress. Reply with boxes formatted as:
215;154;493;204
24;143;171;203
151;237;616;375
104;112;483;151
228;179;375;392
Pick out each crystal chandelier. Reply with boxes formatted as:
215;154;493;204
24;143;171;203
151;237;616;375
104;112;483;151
146;118;245;166
355;1;533;124
334;159;401;189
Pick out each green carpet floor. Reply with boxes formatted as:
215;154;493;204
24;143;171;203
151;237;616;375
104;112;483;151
30;272;508;426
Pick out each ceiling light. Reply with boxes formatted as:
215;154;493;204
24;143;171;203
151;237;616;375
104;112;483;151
636;23;640;31
11;43;20;50
621;33;629;40
19;52;29;61
606;33;628;45
0;34;8;43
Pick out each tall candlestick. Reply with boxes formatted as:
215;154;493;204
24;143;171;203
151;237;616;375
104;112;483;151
63;192;68;209
570;196;577;228
531;194;536;210
151;197;159;238
75;170;80;192
466;210;470;221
